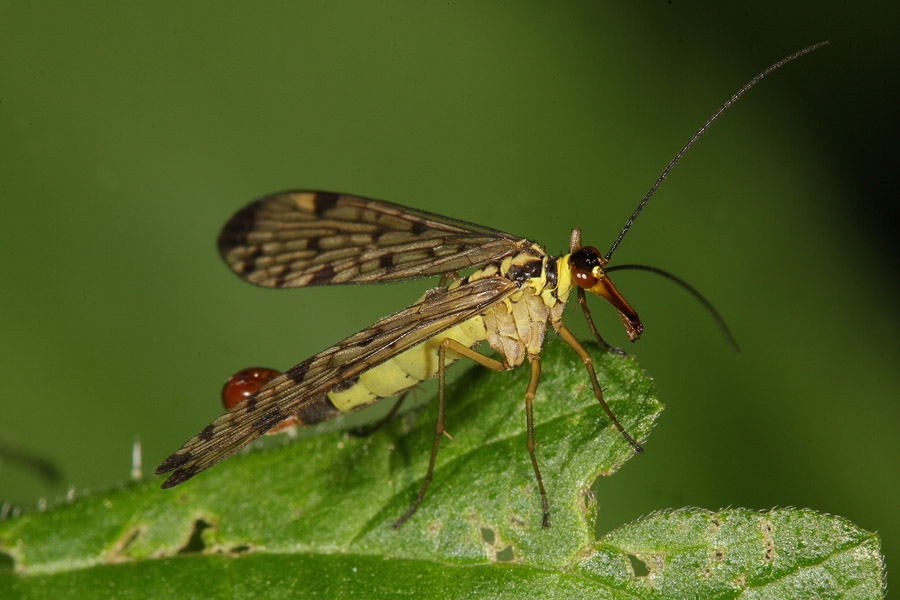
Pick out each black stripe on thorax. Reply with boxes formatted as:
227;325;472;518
545;256;558;293
504;255;545;284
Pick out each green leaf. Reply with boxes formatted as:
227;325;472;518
0;340;884;598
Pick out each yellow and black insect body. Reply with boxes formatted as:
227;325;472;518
156;44;825;528
157;191;642;528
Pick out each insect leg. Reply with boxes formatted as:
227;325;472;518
555;325;643;454
524;354;551;528
439;272;463;287
392;339;510;529
577;287;626;355
350;392;408;437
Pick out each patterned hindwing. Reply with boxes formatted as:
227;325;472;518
155;276;519;487
217;191;530;287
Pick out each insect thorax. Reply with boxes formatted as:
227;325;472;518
465;247;574;368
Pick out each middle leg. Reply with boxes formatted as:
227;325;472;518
392;338;510;528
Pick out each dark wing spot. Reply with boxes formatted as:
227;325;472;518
313;192;339;216
307;264;336;285
253;409;286;431
161;464;200;488
411;220;428;235
273;265;291;288
379;254;395;272
288;358;313;384
155;450;193;474
358;333;377;347
244;396;258;412
234;246;263;275
217;200;263;256
199;424;215;441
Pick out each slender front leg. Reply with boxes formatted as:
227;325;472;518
577;287;625;355
524;354;551;528
392;339;509;529
555;325;643;454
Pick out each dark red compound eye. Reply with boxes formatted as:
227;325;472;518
569;246;604;289
572;266;597;288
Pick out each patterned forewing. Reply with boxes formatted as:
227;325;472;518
155;277;518;487
217;191;527;287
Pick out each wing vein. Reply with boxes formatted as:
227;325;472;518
217;191;532;288
156;277;518;486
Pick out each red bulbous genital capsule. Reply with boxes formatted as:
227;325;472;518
222;367;299;434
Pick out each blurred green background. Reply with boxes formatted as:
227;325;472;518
2;0;897;570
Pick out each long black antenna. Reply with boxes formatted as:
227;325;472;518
606;264;740;353
605;42;828;261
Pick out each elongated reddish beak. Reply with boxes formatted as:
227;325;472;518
588;275;643;341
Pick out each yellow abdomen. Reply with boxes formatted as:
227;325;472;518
327;301;488;413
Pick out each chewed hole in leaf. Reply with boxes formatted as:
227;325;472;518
480;527;495;545
177;519;213;555
496;545;515;562
627;553;649;576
